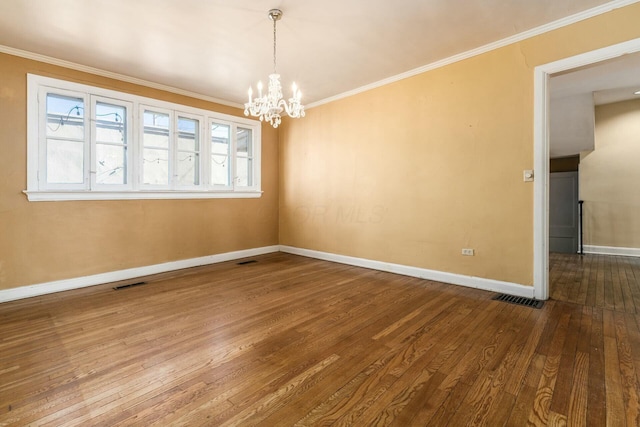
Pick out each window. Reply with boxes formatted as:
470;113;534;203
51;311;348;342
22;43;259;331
210;121;231;187
236;127;254;187
142;108;171;187
44;92;87;188
176;116;201;188
26;74;261;201
93;98;131;189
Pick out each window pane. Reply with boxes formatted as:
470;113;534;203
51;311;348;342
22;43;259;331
211;123;230;155
46;94;84;140
177;152;199;186
178;117;198;151
211;123;230;186
236;157;253;187
237;127;252;156
96;103;126;145
211;155;230;186
143;111;169;148
236;127;253;186
46;139;84;183
143;148;169;185
96;144;126;184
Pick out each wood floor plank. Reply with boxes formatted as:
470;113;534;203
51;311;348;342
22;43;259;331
567;351;589;426
487;390;517;427
604;335;627;426
575;305;593;354
527;310;571;426
617;257;636;314
585;255;599;308
587;307;607;426
399;385;450;426
317;302;474;426
507;383;540;426
219;354;341;426
613;311;640;426
2;252;640;425
423;381;472;426
624;313;640;364
549;303;582;415
503;307;549;396
597;256;606;309
627;258;640;313
256;333;397;425
576;254;592;306
614;259;629;314
437;302;515;390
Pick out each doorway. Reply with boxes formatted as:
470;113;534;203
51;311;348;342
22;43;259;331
533;37;640;300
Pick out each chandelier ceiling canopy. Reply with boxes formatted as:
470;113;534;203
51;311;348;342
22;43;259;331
244;9;305;128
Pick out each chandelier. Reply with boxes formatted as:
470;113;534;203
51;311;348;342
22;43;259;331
244;9;305;128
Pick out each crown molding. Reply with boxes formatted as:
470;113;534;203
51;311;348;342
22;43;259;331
0;44;244;109
0;0;637;111
307;0;640;109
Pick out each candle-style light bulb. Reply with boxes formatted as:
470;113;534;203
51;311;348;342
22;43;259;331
257;81;263;97
248;86;253;103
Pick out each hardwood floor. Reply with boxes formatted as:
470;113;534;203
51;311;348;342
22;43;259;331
1;252;639;425
550;252;640;313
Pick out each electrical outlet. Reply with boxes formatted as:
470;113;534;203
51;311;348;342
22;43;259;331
462;248;474;256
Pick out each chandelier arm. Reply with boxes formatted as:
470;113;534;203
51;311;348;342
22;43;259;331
277;98;290;115
279;99;301;118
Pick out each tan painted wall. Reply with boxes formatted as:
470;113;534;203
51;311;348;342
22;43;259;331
0;53;279;291
279;3;640;286
581;98;640;248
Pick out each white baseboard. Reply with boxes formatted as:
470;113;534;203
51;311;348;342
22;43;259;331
0;245;280;303
583;245;640;257
0;244;536;304
279;245;534;298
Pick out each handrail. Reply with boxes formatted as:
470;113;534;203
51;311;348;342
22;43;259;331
578;200;584;255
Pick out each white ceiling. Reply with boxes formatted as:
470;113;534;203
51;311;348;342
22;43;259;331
1;0;638;158
0;0;627;107
549;52;640;157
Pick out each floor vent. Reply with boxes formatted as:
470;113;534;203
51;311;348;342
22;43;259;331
237;260;258;265
493;294;544;309
113;281;147;290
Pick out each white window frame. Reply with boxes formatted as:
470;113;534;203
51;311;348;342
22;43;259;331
26;74;262;201
38;87;90;191
91;96;133;191
139;105;173;190
174;111;205;191
209;118;235;192
235;125;257;190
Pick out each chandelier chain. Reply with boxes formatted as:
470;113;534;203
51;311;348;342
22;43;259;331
273;17;277;74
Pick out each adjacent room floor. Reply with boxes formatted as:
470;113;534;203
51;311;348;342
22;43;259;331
0;252;639;425
550;252;640;313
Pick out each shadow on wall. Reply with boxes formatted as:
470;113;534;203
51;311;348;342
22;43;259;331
580;99;640;251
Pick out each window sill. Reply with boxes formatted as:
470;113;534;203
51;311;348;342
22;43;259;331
23;190;263;202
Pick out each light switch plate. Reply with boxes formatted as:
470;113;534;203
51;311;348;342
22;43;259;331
523;170;534;182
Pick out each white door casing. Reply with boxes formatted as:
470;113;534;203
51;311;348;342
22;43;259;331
533;37;640;300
